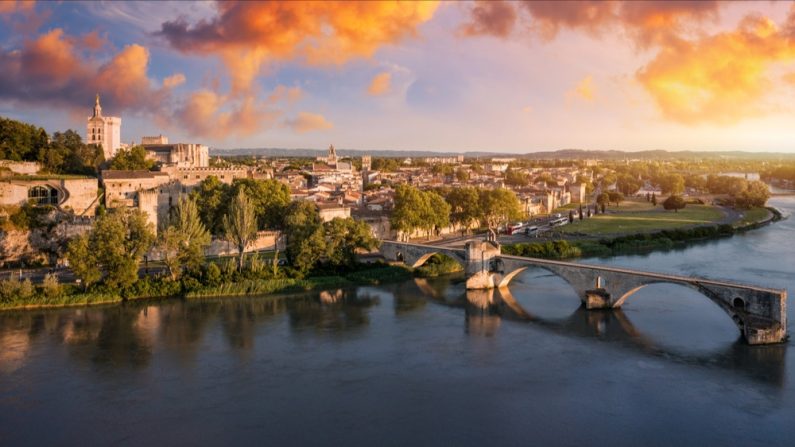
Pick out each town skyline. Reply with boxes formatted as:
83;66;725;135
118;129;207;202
2;1;795;153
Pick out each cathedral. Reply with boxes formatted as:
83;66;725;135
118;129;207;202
86;94;122;160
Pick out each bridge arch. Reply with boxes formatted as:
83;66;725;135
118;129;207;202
612;280;745;330
496;262;597;299
409;251;466;269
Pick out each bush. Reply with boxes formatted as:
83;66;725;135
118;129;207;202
503;240;582;259
42;273;62;298
221;258;238;282
205;262;222;286
245;253;267;278
125;276;182;299
18;278;34;300
414;254;464;277
0;277;20;302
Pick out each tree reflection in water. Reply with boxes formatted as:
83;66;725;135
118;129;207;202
287;288;379;334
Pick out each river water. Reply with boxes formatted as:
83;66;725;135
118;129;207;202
2;198;795;446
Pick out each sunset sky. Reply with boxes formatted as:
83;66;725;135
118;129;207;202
2;0;795;153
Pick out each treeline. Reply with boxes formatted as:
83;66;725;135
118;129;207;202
705;175;769;208
0;117;104;175
505;222;766;261
762;165;795;183
56;180;379;299
390;185;523;238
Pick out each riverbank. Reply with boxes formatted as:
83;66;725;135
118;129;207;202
0;263;414;311
505;205;782;260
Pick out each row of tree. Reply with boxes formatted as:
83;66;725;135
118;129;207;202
391;185;524;238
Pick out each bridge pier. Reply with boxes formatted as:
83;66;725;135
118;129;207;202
583;288;612;310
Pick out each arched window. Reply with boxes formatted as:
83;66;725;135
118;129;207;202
28;185;58;205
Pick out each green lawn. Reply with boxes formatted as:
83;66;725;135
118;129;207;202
559;205;725;235
612;199;657;211
734;207;770;227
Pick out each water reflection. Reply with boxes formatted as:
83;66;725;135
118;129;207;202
455;285;788;387
287;288;378;333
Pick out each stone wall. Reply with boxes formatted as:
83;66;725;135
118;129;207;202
0;160;40;175
61;178;100;216
0;178;99;216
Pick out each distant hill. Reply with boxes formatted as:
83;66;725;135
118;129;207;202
210;147;795;160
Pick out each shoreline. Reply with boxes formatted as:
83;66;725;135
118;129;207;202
505;206;781;260
1;208;783;312
0;265;414;312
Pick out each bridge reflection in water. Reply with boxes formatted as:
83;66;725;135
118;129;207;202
409;277;788;387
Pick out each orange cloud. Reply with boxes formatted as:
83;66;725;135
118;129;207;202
459;0;517;38
172;90;280;139
268;85;303;103
367;72;392;96
0;0;34;14
0;0;49;34
157;1;439;93
77;30;108;51
162;73;186;88
285;112;333;133
461;0;721;47
636;15;795;125
0;28;166;117
569;75;596;101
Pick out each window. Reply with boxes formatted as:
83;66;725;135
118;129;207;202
28;185;58;205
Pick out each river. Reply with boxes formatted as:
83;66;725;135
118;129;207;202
2;197;795;446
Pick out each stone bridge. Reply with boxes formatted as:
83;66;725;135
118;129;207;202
380;240;788;345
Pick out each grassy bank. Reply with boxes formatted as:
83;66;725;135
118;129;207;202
558;205;724;235
507;207;777;260
0;263;413;311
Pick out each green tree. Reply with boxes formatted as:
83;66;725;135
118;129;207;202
596;192;610;206
616;174;641;196
424;191;451;238
663;195;687;213
0;116;49;161
659;173;685;195
158;196;211;280
607;191;624;206
736;180;770;208
455;168;469;182
283;200;326;274
391;184;426;239
89;208;156;291
534;173;556;186
190;175;231;235
479;188;522;230
685;174;707;192
223;190;259;271
505;169;529;187
324;218;380;268
108;146;154;170
445;186;481;234
231;178;291;229
66;233;101;290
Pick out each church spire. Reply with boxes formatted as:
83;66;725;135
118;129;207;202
93;93;102;117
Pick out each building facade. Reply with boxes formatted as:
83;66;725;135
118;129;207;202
86;94;121;160
143;142;209;168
